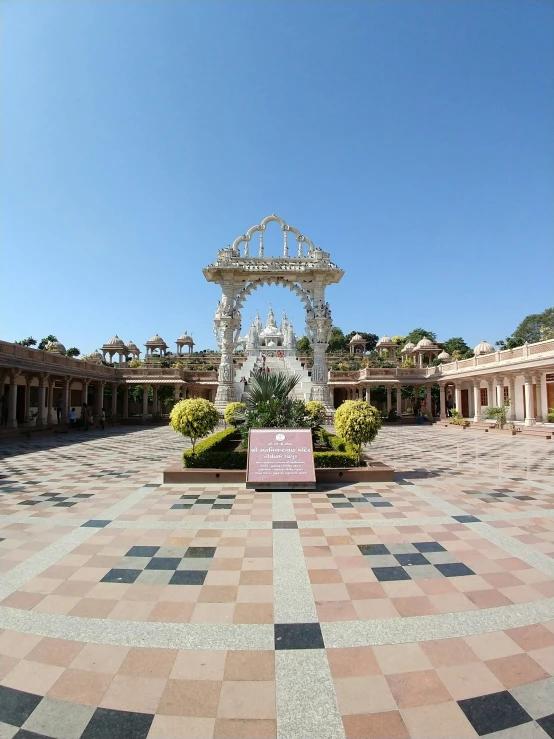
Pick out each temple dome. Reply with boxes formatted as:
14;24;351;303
146;334;167;346
126;340;140;353
88;349;103;363
45;341;66;354
401;342;415;353
474;339;494;356
177;333;193;345
437;350;452;360
415;337;437;349
104;335;127;349
350;333;364;342
376;334;393;346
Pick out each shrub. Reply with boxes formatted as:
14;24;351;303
449;411;470;427
547;408;554;423
313;451;358;468
305;401;327;426
182;428;247;469
224;402;247;425
170;398;220;453
483;400;510;429
333;400;382;464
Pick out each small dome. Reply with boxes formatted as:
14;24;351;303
349;333;364;343
89;349;103;363
146;333;166;345
437;350;452;360
267;340;277;347
474;339;494;356
415;337;437;349
126;340;140;353
177;333;194;345
376;334;393;346
45;341;66;354
104;335;127;349
401;342;415;353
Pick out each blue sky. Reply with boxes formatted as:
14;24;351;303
1;0;552;353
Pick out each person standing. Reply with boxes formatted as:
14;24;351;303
56;394;63;424
68;407;76;429
100;408;106;430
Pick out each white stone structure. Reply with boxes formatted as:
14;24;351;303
203;214;343;410
240;307;298;354
101;336;128;364
175;333;194;355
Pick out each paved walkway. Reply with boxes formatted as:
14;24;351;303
0;425;553;739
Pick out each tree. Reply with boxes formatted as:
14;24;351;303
327;327;347;353
296;336;312;354
334;400;382;464
404;328;437;345
224;402;247;425
15;337;37;347
169;398;220;453
344;332;379;352
391;335;405;345
66;347;80;358
442;337;473;359
496;308;554;348
38;335;57;350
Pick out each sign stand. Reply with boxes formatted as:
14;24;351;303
246;428;316;491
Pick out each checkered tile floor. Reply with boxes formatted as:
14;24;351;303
0;425;553;739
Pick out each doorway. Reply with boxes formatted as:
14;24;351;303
461;389;469;418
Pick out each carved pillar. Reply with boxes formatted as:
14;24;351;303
439;384;447;420
96;382;105;416
24;376;32;423
426;385;432;417
7;373;19;428
507;376;516;421
142;385;149;420
111;382;118;416
47;379;55;425
366;386;371;404
473;381;482;422
152;385;158;414
487;378;494;408
386;386;392;413
81;379;90;406
307;285;332;408
214;283;239;411
523;374;535;426
122;385;129;419
174;383;181;402
61;377;70;424
454;384;463;415
37;376;48;427
534;373;543;421
396;385;402;416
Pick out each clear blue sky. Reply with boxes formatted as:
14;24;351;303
1;1;552;353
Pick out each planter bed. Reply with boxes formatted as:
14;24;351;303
163;456;394;485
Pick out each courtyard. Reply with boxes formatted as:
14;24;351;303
0;425;552;739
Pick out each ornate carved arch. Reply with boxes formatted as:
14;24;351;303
233;277;313;315
231;214;315;255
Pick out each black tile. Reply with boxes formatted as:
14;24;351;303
81;707;154;739
458;691;532;735
372;566;411;582
514;496;535;501
100;568;142;584
184;547;217;558
274;623;324;650
126;546;160;558
169;570;207;585
73;493;94;498
494;488;514;492
13;731;50;738
81;520;111;528
180;495;200;500
435;563;475;578
396;480;413;485
18;501;40;506
143;484;160;488
53;502;77;507
349;497;370;503
217;495;236;499
0;685;42;727
452;515;481;523
327;494;346;498
332;502;354;508
395;553;430;566
358;544;390;556
212;504;233;509
171;504;193;510
413;542;446;553
145;557;182;571
538;714;554;738
273;521;298;529
371;501;393;507
363;493;382;498
50;497;69;501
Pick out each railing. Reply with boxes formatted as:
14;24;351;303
0;342;116;376
431;338;554;376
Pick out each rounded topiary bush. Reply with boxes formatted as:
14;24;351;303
305;401;327;425
169;398;220;453
334;400;382;464
224;401;247;426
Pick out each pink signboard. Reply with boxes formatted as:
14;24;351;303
246;428;316;490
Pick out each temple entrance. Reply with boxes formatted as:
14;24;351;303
333;388;348;408
203;214;344;411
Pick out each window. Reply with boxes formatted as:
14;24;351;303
480;388;488;406
503;386;509;402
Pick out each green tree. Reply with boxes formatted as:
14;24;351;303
224;402;247;425
496;308;554;348
442;337;473;359
15;337;37;347
38;335;57;350
404;328;437;345
327;327;347;353
296;336;312;354
169;398;220;453
66;347;80;358
344;332;379;352
334;400;382;464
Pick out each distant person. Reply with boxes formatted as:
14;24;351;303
100;408;106;430
0;392;8;427
265;365;270;375
446;396;453;418
68;407;76;428
56;394;63;423
87;407;93;428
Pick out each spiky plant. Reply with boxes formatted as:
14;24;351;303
243;371;302;408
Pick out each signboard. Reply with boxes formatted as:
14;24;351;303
546;374;554;383
246;428;316;490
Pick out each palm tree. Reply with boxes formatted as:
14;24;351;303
243;371;301;408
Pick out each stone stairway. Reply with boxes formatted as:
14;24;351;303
242;354;313;402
